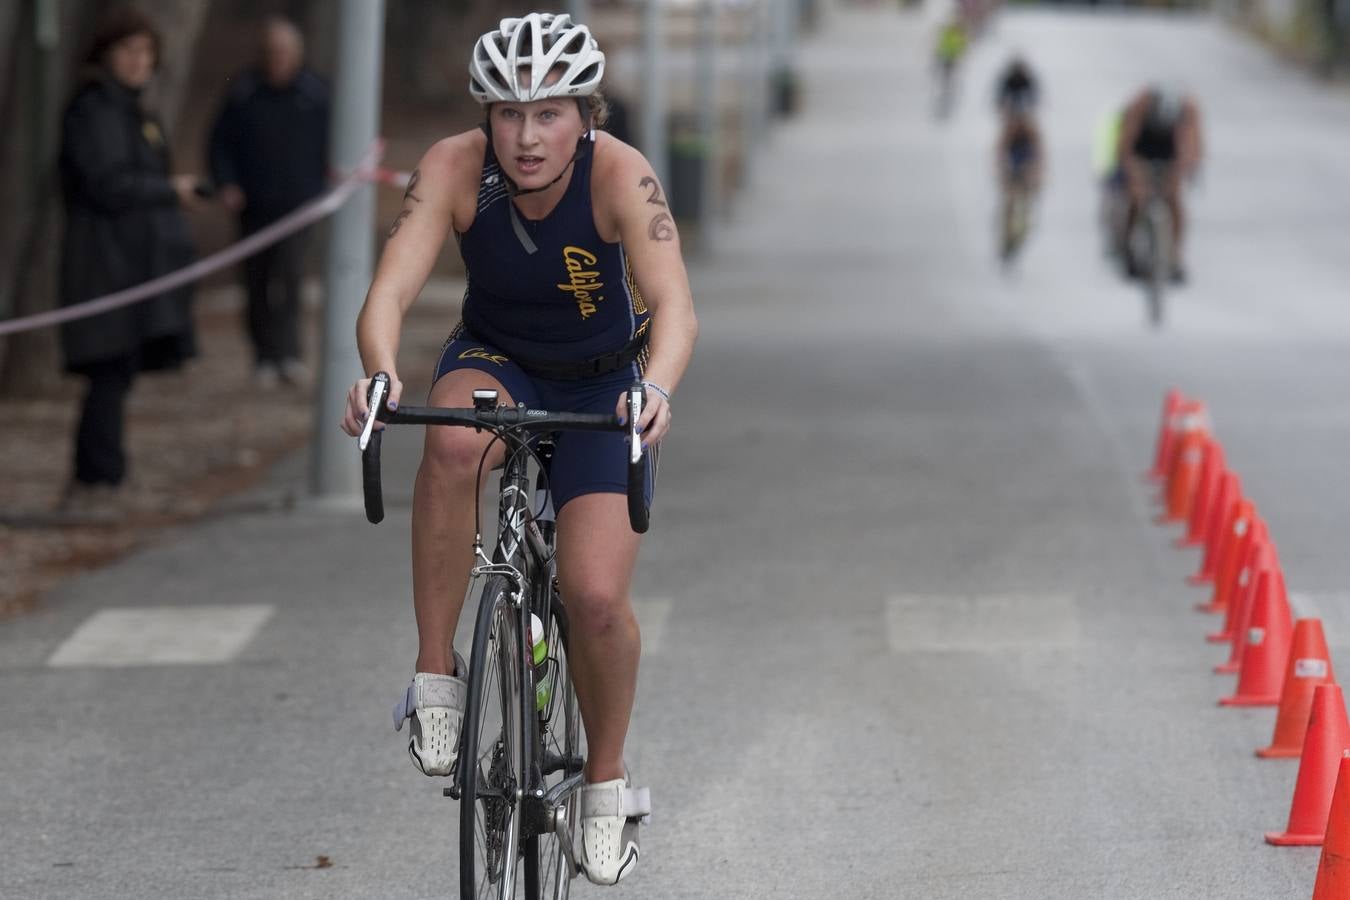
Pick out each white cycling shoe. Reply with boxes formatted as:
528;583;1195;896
579;776;651;885
392;653;467;777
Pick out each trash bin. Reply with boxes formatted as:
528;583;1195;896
772;66;801;118
667;119;708;222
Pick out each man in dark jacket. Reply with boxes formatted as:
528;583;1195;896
208;16;329;388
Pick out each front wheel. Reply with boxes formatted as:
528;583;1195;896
1144;201;1171;329
460;575;526;899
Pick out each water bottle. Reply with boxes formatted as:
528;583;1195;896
529;613;551;712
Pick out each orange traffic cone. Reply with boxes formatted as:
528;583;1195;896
1146;388;1185;482
1220;567;1292;705
1312;752;1350;898
1188;472;1241;586
1259;619;1337;758
1154;401;1209;510
1176;439;1225;548
1208;522;1271;646
1215;560;1285;677
1267;683;1350;845
1156;430;1210;525
1196;498;1257;613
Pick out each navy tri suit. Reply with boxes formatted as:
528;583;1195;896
434;133;656;512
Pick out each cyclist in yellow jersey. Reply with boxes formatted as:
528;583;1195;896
936;18;968;69
934;19;968;116
1095;107;1127;260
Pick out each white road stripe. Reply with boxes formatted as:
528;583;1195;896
634;598;671;655
47;605;275;668
886;594;1080;653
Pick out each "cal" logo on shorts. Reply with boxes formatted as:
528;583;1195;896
459;347;508;365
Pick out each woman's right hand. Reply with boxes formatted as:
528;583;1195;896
341;372;404;437
171;174;202;208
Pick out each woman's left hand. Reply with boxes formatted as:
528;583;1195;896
616;383;672;449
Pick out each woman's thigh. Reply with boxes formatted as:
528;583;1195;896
555;493;642;613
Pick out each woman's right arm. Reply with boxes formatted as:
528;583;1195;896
344;135;473;435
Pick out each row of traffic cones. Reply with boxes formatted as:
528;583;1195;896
1148;389;1350;896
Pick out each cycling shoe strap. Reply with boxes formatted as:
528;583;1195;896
392;669;468;732
393;682;417;731
581;782;652;819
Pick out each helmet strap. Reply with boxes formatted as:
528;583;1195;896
482;119;595;254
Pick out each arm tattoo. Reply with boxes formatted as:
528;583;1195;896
648;212;675;242
640;176;667;207
403;168;422;204
387;168;423;237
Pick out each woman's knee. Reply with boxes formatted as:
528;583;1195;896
565;585;637;640
421;427;494;483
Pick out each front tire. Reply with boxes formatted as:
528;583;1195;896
1145;202;1170;328
460;575;526;899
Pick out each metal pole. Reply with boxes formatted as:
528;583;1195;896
763;0;777;123
313;0;385;501
565;0;591;22
640;0;669;191
750;0;771;147
695;0;719;232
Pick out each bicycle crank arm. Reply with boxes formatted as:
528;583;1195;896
554;808;580;879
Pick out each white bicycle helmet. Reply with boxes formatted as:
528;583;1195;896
469;13;605;104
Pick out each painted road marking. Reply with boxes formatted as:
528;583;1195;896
48;605;275;668
634;598;671;655
886;594;1079;652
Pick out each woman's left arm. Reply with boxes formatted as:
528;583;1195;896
601;142;699;444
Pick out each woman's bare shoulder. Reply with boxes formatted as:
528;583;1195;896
419;128;487;181
592;130;648;181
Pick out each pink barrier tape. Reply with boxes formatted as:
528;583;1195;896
0;142;390;338
372;166;411;189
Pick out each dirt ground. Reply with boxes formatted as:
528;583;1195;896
0;279;457;620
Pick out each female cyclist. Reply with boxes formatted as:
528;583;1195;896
339;13;697;885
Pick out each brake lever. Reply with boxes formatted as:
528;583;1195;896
627;383;644;463
359;372;390;451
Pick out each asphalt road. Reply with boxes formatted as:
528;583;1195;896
5;4;1350;898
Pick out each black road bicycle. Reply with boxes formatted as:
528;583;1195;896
360;373;649;899
1127;161;1175;328
999;172;1034;266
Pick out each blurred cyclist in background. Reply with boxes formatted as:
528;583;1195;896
995;96;1044;263
995;55;1039;114
934;17;969;117
1093;105;1126;260
1116;86;1203;281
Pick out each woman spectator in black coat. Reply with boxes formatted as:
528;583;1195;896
58;7;201;512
